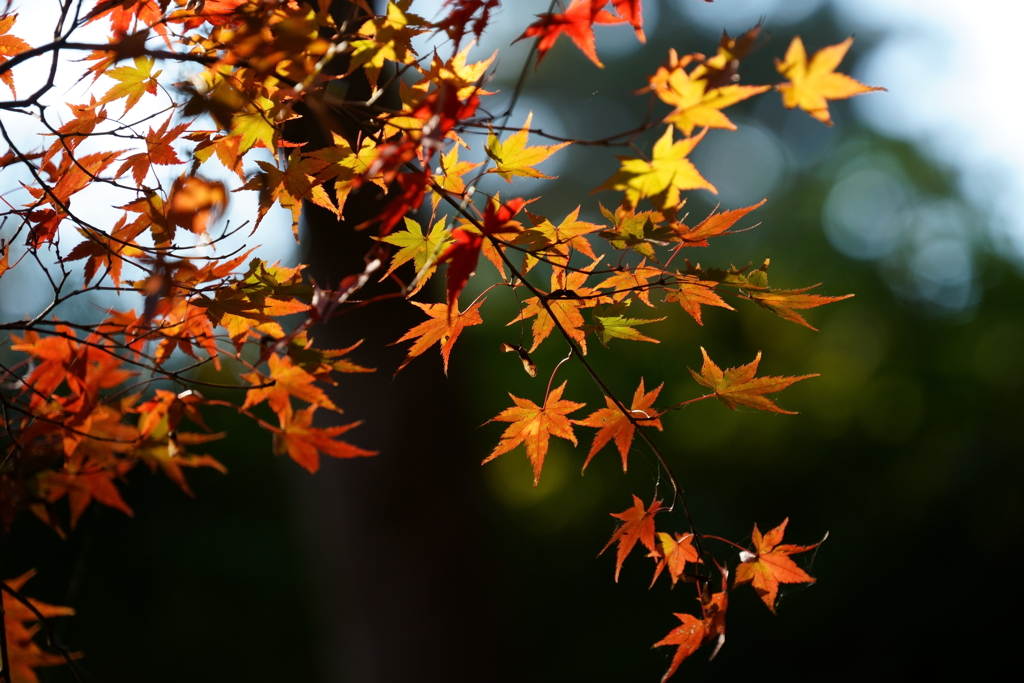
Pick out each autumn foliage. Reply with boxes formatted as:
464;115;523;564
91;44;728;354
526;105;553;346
0;0;881;680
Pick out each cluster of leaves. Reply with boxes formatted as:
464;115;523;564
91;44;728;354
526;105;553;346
0;0;880;680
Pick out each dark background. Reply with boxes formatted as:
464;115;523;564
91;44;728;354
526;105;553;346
3;1;1022;681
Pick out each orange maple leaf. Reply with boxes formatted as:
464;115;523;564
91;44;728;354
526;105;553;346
601;494;661;581
654;589;727;681
734;518;823;612
3;570;78;683
273;404;377;474
664;275;733;325
392;298;485;375
483;381;585;486
116;116;188;186
746;285;853;331
507;259;603;354
593;260;664;307
515;0;626;69
775;36;885;126
243;352;340;417
518;205;603;271
166;175;228;237
576;378;662;472
0;15;31;97
37;468;135;529
677;199;766;247
689;347;817;415
649;531;699;587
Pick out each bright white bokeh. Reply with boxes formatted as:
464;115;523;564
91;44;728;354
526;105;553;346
834;0;1024;260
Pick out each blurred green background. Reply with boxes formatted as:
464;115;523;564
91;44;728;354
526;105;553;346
3;1;1022;681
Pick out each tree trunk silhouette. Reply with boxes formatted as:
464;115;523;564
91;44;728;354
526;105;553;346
284;4;512;679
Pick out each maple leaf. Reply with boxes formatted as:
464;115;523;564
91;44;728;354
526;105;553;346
746;285;854;331
37;468;134;529
601;494;661;581
610;0;644;42
311;134;386;215
376;217;452;293
42;98;106;165
243;352;340;417
507;260;602;354
649;531;699;587
654;590;727;681
589;300;665;346
775;36;885;126
97;55;161;113
421;42;498;101
3;570;78;683
147;441;227;498
243;151;332;237
664;275;733;325
361;171;429;237
654;613;704;681
515;0;626;69
483;381;585;486
166;175;228;238
273;404;377;474
516;205;603;271
689;347;817;415
392;298;484;375
595;126;716;209
439;196;526;308
677;199;766;247
0;243;10;279
594;259;664;306
597;203;676;260
576;378;662;472
230;95;279;157
644;49;769;136
44;150;121;209
64;217;144;288
436;0;500;52
486;111;571;182
430;145;483;211
347;0;427;90
735;518;823;612
116;116;188;186
0;14;31;97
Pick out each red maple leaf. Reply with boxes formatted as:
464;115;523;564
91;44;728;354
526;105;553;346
438;196;526;308
515;0;626;69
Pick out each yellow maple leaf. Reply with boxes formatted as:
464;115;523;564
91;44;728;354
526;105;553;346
594;126;716;209
645;49;769;136
485;111;571;182
347;0;426;91
775;36;885;126
97;55;161;114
